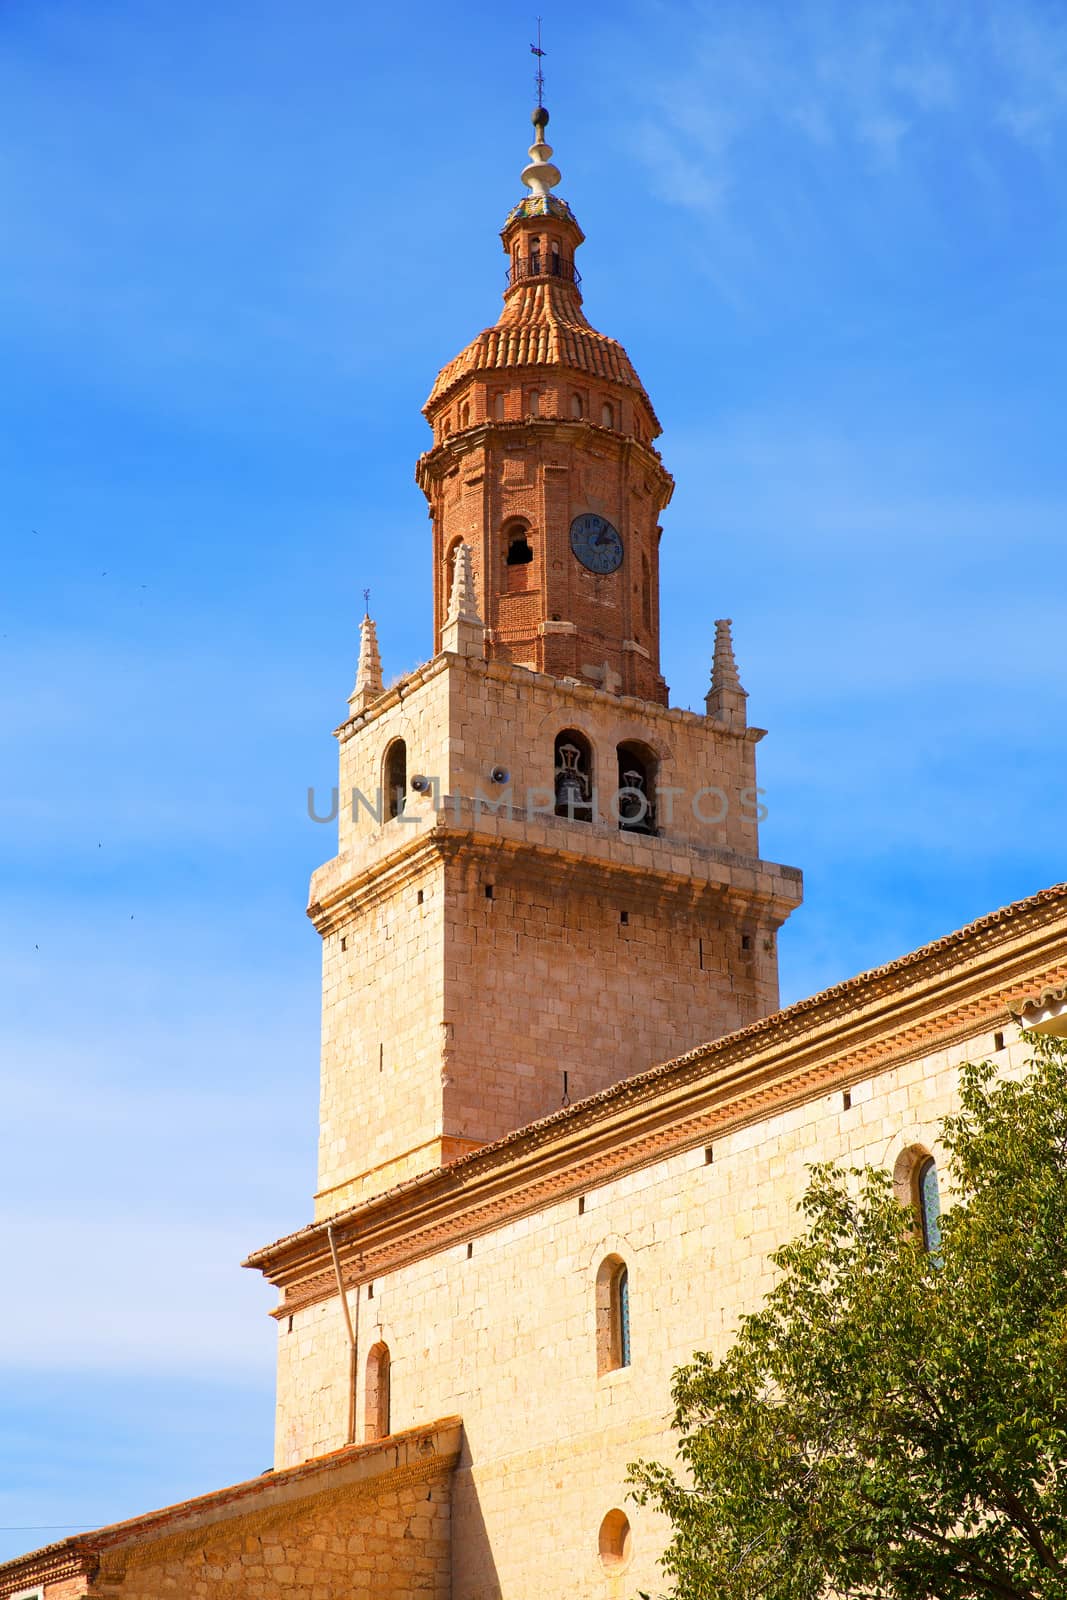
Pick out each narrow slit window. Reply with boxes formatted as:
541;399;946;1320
617;1266;631;1368
596;1255;632;1375
917;1156;942;1255
365;1342;391;1442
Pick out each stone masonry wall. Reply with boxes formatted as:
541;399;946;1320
276;1020;1021;1600
311;650;798;1213
441;850;780;1143
107;1462;451;1600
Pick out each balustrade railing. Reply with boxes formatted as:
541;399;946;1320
507;255;581;289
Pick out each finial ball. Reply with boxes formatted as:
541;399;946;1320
531;104;550;127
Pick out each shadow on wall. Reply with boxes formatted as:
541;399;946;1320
451;1448;503;1600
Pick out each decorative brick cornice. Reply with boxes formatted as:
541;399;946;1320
248;883;1067;1313
415;419;673;506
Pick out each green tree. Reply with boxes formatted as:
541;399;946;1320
629;1035;1067;1600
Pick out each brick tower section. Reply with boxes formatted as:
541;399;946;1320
417;115;670;705
308;110;803;1220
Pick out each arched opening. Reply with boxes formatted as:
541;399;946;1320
459;399;470;428
570;392;584;419
601;400;614;428
493;392;505;421
550;240;561;276
616;741;657;835
503;521;534;593
595;1255;631;1374
383;739;407;822
528;390;541;418
598;1509;633;1570
554;729;593;823
893;1144;942;1255
365;1341;391;1442
529;235;542;274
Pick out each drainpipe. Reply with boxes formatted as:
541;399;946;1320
327;1223;360;1445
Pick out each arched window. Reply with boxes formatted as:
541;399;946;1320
528;390;541;418
530;236;542;275
917;1156;942;1254
598;1509;633;1571
596;1255;631;1375
570;393;584;419
550;240;561;276
459;400;470;428
504;523;534;592
383;739;407;822
554;729;594;823
365;1341;391;1442
601;400;614;428
505;530;533;566
616;741;657;835
493;392;505;422
894;1144;943;1256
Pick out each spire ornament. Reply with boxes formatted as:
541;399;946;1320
521;105;562;200
706;618;749;731
441;542;486;659
348;609;384;714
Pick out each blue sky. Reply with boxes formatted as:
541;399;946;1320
2;0;1066;1558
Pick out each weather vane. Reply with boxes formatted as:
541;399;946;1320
530;17;546;108
363;587;370;617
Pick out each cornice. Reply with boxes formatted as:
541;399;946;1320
334;652;444;742
414;418;673;503
307;814;800;936
248;883;1067;1312
333;644;753;746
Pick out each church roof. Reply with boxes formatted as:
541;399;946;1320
247;879;1067;1295
424;278;659;425
0;1420;462;1596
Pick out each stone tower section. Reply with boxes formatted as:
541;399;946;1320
308;110;803;1222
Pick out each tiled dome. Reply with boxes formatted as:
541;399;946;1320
425;278;659;427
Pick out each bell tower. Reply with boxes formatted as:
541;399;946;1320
417;107;671;704
307;108;803;1222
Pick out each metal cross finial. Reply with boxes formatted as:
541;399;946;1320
363;587;370;617
530;17;546;107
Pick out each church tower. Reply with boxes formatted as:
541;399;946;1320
308;110;802;1221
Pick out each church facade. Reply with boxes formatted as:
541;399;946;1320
4;108;1067;1600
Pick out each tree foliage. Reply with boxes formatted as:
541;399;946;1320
629;1035;1067;1600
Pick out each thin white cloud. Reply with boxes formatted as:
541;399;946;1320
611;0;1067;237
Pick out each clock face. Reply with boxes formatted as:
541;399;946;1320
570;512;624;574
